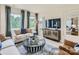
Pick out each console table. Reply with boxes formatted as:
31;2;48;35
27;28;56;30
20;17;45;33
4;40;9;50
43;28;61;42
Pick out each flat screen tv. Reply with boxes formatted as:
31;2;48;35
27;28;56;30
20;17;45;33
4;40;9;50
47;18;61;28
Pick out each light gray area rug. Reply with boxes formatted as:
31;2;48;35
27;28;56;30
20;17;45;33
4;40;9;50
17;44;59;55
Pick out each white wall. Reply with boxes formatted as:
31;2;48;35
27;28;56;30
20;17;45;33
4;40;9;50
0;5;6;36
0;5;1;32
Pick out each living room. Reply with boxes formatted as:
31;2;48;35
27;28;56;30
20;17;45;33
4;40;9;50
0;4;79;55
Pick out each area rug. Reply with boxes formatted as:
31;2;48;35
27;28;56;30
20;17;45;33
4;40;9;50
17;44;59;55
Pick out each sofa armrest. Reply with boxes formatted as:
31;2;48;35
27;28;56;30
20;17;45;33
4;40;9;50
2;39;15;49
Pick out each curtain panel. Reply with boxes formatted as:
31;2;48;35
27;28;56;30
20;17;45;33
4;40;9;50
45;20;47;28
27;11;30;28
5;6;11;37
21;10;25;29
35;13;38;35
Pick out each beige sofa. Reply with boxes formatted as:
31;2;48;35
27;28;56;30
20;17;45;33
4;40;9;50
11;29;33;43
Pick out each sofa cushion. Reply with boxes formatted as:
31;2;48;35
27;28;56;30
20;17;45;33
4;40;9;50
21;29;27;34
26;29;32;33
14;34;26;43
14;30;21;35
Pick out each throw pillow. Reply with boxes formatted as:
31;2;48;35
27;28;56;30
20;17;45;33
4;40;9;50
26;29;32;33
0;34;6;42
21;29;26;34
14;30;21;35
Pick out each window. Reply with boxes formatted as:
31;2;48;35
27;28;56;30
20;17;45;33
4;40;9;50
38;17;45;36
10;13;22;30
29;16;36;30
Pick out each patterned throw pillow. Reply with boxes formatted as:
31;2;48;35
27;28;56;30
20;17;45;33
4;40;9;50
21;29;27;34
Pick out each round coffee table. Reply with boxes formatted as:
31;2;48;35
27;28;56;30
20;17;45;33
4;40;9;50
23;36;45;53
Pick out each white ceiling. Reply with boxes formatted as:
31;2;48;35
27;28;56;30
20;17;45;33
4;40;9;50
7;4;79;18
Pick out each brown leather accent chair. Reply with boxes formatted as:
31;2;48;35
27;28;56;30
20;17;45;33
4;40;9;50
59;40;79;55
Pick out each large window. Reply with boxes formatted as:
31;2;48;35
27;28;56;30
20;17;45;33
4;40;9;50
38;17;44;36
10;13;22;30
29;16;36;30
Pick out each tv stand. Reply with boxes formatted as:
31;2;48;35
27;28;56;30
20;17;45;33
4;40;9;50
43;28;61;42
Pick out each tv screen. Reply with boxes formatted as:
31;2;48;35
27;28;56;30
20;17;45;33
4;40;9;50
47;18;61;28
53;18;61;28
48;19;52;28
